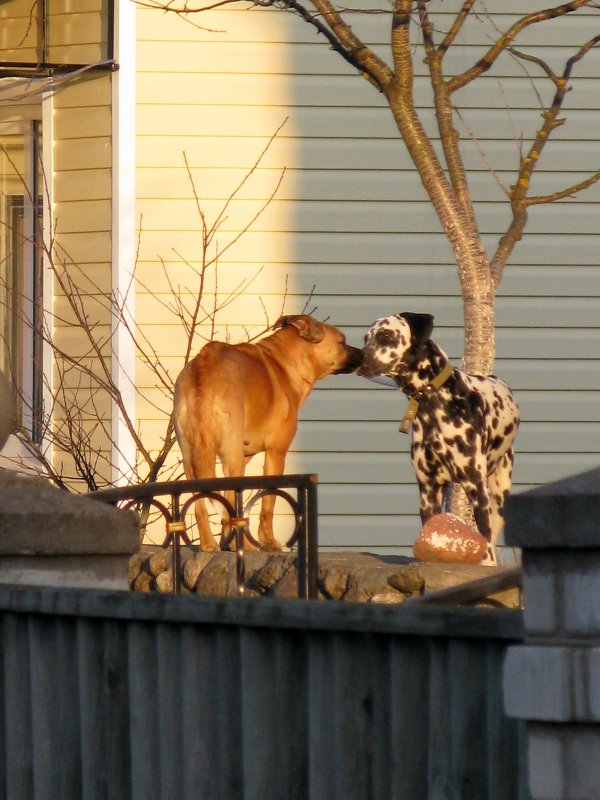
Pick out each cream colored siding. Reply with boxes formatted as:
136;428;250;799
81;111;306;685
52;69;113;487
136;2;600;554
135;6;303;483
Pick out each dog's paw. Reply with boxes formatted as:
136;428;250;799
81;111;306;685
199;540;220;553
260;539;283;553
242;533;260;552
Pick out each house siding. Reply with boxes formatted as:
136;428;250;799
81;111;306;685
52;61;113;485
136;2;600;555
49;0;113;481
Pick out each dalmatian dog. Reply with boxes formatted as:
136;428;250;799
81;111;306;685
358;312;519;565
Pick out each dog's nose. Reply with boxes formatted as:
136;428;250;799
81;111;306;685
335;346;364;374
356;352;381;378
349;346;364;368
356;363;373;378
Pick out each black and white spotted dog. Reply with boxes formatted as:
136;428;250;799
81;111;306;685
358;312;519;565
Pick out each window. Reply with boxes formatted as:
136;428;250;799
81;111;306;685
0;1;115;77
0;122;44;443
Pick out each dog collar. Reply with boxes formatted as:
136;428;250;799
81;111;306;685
399;362;454;434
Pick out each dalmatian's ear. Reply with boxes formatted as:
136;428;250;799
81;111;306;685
401;312;434;345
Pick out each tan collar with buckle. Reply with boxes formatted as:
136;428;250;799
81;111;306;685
399;362;454;434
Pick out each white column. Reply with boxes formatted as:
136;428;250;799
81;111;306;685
111;0;137;485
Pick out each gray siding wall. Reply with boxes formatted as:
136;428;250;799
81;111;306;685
138;2;600;555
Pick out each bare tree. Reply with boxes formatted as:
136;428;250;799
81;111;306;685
0;129;287;496
139;0;600;374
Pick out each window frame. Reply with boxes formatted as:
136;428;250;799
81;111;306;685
0;110;52;460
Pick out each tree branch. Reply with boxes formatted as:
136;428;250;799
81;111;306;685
490;30;600;287
526;168;600;205
448;0;592;95
281;0;395;90
417;1;480;231
438;0;477;57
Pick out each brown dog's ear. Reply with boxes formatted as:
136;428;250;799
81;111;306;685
401;312;434;345
273;314;324;343
272;315;292;331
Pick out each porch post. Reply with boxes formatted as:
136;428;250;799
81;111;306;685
111;0;137;484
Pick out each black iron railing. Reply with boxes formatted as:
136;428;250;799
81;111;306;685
90;474;319;599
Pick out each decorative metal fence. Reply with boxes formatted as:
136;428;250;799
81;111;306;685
90;474;319;598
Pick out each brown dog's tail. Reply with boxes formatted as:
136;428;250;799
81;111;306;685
174;366;217;480
174;381;224;520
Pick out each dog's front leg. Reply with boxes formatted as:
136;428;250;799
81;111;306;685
412;443;446;522
257;448;286;551
194;498;220;552
219;454;259;552
417;480;445;523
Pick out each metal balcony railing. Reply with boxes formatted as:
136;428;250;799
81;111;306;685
90;474;319;599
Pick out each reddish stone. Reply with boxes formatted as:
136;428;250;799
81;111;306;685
413;513;487;564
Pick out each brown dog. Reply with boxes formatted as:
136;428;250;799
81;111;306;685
173;314;363;551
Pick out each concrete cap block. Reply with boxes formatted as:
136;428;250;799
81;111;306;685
505;468;600;549
0;470;139;555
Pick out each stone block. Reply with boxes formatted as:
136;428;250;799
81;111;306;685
195;553;236;596
369;591;406;604
567;725;600;799
521;551;600;638
563;566;600;636
505;646;600;724
521;558;558;635
388;562;424;594
505;467;600;549
528;724;565;800
319;566;350;600
588;649;600;719
504;645;572;722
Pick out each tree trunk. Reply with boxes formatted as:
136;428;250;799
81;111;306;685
384;92;496;374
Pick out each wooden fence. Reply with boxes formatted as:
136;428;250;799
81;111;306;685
0;584;529;800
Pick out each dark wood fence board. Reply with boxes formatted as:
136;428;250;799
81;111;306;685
0;585;529;800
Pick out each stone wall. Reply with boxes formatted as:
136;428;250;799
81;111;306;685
129;547;521;607
503;467;600;800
